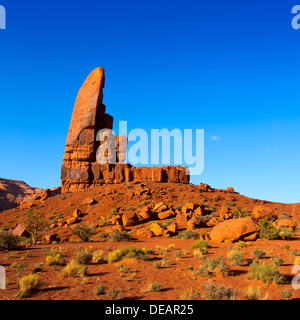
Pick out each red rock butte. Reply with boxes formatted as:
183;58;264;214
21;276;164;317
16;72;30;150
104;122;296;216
61;67;190;193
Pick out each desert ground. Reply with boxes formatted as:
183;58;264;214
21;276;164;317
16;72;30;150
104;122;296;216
0;181;299;300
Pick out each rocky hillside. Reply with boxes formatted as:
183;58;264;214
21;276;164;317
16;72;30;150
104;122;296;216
0;178;42;212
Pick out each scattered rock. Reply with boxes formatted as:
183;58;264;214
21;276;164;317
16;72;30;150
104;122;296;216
150;223;165;236
253;206;274;220
20;202;34;210
136;229;153;238
275;219;296;230
82;197;97;205
13;224;30;238
210;217;259;243
73;208;83;218
122;212;139;226
157;210;174;220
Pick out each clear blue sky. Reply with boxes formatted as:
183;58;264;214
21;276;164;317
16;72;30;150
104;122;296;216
0;0;300;203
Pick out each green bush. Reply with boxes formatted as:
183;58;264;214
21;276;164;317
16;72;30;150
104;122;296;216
107;229;132;242
149;282;161;292
258;218;279;240
227;250;245;266
106;288;123;300
94;282;106;296
247;260;285;284
251;248;266;259
71;225;95;242
270;257;284;266
18;274;41;297
202;281;239;300
108;246;149;264
22;209;48;244
190;240;209;250
61;260;87;278
0;231;19;250
76;251;93;265
177;230;199;239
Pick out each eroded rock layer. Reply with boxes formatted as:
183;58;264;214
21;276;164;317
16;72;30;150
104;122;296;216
61;67;189;193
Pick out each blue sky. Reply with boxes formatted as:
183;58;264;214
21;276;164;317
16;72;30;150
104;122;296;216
0;0;300;203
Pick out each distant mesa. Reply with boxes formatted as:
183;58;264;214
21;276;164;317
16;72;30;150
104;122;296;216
61;67;189;193
0;178;42;212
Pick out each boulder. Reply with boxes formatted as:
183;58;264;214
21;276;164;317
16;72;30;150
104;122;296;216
73;208;83;218
20;202;34;210
66;216;78;225
226;187;234;193
136;229;153;238
154;202;168;213
187;216;200;230
44;232;59;243
210;217;259;243
176;212;189;229
275;219;296;230
207;217;221;227
82;197;97;205
150;223;165;236
157;210;174;220
40;188;52;201
167;222;177;234
13;224;30;238
138;206;153;220
122;212;139;226
253;206;274;220
111;214;123;225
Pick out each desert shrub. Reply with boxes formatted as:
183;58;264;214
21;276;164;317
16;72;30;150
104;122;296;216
22;209;48;244
294;256;300;265
18;274;40;297
97;232;109;239
11;262;27;277
231;205;251;219
98;220;109;227
0;231;19;251
280;288;292;300
106;288;123;300
270;257;284;266
107;208;117;220
94;282;106;296
179;288;200;300
177;230;199;240
46;248;65;266
108;246;149;264
149;282;161;292
235;240;247;248
258;218;279;240
154;262;161;269
71;225;95;242
107;229;132;242
76;251;93;265
251;248;266;259
190;240;209;250
247;260;285;284
243;285;269;300
279;228;294;240
161;258;173;266
174;251;182;259
31;264;44;274
92;250;106;264
202;281;239;300
227;250;245;266
61;260;87;278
